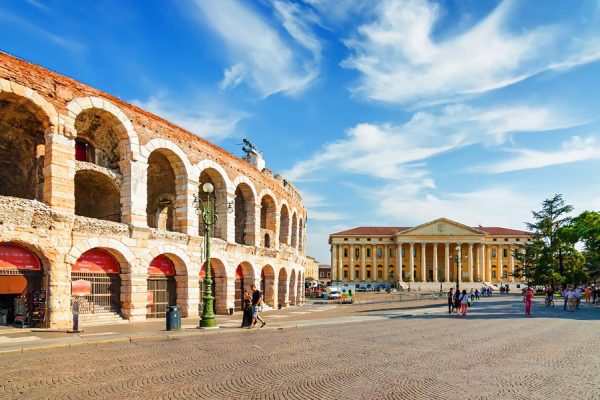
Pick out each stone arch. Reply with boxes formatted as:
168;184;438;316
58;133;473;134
200;257;228;314
260;192;277;248
232;176;257;246
279;202;291;246
278;267;288;307
299;217;304;254
74;169;121;222
0;84;57;202
145;144;190;233
198;162;230;240
140;244;192;277
291;212;298;249
261;264;276;307
66;96;139;161
66;238;136;274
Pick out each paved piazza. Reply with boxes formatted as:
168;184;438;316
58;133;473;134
1;297;599;399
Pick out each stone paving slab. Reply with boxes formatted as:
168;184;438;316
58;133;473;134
0;296;598;399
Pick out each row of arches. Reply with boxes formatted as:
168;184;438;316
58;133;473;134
0;82;306;253
0;241;304;325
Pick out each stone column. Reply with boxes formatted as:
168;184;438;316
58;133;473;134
383;245;388;282
456;243;462;282
44;130;75;213
396;243;402;282
444;242;450;282
47;261;71;329
432;243;438;282
120;159;148;227
121;272;148;322
177;179;199;236
349;244;355;282
420;243;426;282
225;190;237;244
480;243;486;282
487;245;492;282
498;244;503;282
361;244;366;281
509;244;515;282
468;243;474;282
331;244;337;282
409;243;415;282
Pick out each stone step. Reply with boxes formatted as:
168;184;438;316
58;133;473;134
78;312;129;327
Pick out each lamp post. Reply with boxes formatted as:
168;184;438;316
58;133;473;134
438;265;444;292
193;182;233;328
450;245;468;297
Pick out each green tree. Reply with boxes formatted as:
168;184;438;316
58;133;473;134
569;210;600;281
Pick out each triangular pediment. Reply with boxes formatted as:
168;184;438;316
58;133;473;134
397;218;485;236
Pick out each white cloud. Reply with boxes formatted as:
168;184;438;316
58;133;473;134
475;135;600;174
193;0;320;97
342;0;600;105
283;103;578;181
309;210;348;221
132;95;249;141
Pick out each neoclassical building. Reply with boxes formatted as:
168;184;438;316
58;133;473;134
329;218;531;288
0;52;306;328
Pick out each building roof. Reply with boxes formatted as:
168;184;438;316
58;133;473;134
331;225;530;236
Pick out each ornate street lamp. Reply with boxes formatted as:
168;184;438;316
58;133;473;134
450;245;468;297
193;182;233;329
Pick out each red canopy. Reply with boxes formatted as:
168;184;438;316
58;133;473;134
73;249;120;274
148;255;175;276
0;243;41;271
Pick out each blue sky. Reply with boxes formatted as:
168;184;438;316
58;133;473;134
3;0;600;263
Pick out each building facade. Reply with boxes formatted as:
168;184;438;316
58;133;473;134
329;218;531;288
304;256;319;281
0;52;306;328
318;264;332;286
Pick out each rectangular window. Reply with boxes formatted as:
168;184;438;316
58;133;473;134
503;249;508;257
492;271;497;278
327;272;330;277
492;249;497;258
413;248;417;257
378;270;383;279
367;270;371;278
355;249;359;258
390;248;394;257
377;248;382;258
344;249;348;257
320;271;323;277
367;248;371;257
402;248;405;257
344;271;348;278
355;270;359;278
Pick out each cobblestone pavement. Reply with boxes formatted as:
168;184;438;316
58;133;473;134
1;296;599;400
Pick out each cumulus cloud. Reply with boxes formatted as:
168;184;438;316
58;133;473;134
132;95;249;141
475;135;600;174
192;0;321;98
342;0;600;105
283;103;579;181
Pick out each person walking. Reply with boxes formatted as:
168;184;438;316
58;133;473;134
459;290;469;317
475;289;480;301
523;286;534;315
447;288;455;314
575;287;582;309
250;284;266;328
241;289;253;328
585;287;592;304
562;286;569;311
470;288;475;302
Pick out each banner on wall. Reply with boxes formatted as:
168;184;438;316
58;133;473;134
148;255;175;276
0;243;41;271
73;249;120;274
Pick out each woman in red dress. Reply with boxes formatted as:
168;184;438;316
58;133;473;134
523;286;534;315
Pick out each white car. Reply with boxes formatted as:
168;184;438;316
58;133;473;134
325;286;341;299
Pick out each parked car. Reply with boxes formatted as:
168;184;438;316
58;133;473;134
324;286;341;299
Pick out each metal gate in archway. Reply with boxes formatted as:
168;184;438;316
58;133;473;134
147;277;176;318
72;272;120;314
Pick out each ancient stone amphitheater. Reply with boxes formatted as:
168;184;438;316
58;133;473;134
0;52;307;329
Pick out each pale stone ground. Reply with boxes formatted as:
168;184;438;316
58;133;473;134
1;296;598;400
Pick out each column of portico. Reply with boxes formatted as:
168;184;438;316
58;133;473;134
498;244;503;281
468;243;474;282
331;244;337;282
486;245;492;282
361;244;366;281
509;244;515;282
409;243;415;282
420;243;426;282
432;243;438;282
349;244;355;282
444;242;450;282
383;245;388;282
396;242;403;282
457;243;462;282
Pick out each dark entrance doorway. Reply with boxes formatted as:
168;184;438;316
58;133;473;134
147;255;176;318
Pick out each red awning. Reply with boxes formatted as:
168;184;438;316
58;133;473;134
0;275;27;294
148;255;175;276
0;243;42;271
73;249;120;274
235;265;243;280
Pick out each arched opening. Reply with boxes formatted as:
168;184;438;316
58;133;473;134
260;195;276;248
234;183;256;245
261;265;275;307
147;150;179;232
264;233;271;249
199;258;227;315
291;213;298;249
299;218;304;253
0;242;45;326
198;168;228;240
297;273;303;303
71;248;121;315
74;170;121;222
278;268;288;307
146;255;176;319
279;204;290;246
0;94;47;201
377;265;383;281
74;109;124;171
289;270;297;306
234;262;254;312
